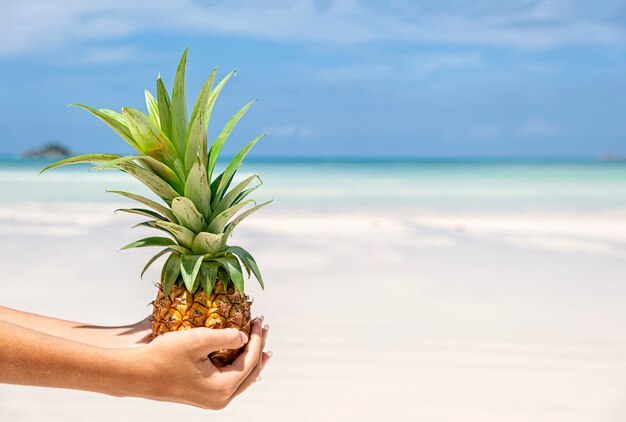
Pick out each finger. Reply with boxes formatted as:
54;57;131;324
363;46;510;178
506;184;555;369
232;351;272;398
178;327;248;358
259;350;272;372
221;318;264;378
227;321;268;395
253;325;271;378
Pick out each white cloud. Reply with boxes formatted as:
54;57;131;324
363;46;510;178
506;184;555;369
314;52;482;83
263;124;314;139
0;0;625;59
0;2;137;55
79;46;137;63
520;117;566;137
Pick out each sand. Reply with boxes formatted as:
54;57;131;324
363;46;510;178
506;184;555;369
1;202;626;421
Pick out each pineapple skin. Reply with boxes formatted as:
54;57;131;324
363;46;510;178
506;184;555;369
150;280;252;367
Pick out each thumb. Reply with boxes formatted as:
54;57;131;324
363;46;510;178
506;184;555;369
180;327;248;356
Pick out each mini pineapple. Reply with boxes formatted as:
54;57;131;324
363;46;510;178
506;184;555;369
43;49;269;366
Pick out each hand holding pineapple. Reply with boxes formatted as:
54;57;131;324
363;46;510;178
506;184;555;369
138;317;271;409
43;49;271;366
0;49;274;408
0;314;270;409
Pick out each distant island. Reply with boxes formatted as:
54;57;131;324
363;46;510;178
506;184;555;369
22;142;71;158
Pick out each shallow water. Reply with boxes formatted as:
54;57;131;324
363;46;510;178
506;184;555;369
2;157;626;212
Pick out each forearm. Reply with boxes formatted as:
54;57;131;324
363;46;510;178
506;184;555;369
0;306;148;347
0;318;270;409
0;320;145;397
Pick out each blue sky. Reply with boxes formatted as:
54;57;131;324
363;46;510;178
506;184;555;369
1;0;625;157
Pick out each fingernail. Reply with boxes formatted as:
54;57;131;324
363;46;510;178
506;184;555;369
263;323;269;332
267;350;274;358
240;331;249;343
255;376;263;382
259;315;265;323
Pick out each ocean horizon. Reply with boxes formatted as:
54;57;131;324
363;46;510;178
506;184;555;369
2;153;625;163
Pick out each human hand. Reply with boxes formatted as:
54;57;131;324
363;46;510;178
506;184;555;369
108;316;152;347
126;317;271;409
0;317;270;409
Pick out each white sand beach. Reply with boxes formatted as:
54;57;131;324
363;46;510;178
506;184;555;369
1;202;626;421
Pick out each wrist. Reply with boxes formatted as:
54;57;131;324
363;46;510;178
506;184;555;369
97;347;152;398
108;347;168;401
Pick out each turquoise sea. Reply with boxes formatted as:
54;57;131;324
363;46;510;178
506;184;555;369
1;156;626;212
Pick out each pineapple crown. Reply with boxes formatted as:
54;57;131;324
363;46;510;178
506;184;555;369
42;48;270;296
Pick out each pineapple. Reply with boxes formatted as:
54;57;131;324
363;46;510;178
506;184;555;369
42;49;269;366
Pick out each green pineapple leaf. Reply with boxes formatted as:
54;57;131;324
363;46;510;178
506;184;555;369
98;109;126;126
186;125;207;176
164;245;192;255
205;70;235;132
121;107;182;172
115;208;169;222
141;249;170;279
91;155;183;193
70;104;140;152
232;185;262;207
224;200;272;240
42;49;271;296
207;99;256;183
116;161;179;204
156;76;173;140
185;67;217;172
192;69;237;171
91;155;142;171
199;262;220;295
132;220;166;234
207;199;254;234
106;190;178;223
171;197;206;232
184;154;210;219
214;255;245;294
40;153;122;174
191;232;224;255
121;236;176;250
234;252;251;278
215;134;264;201
162;253;181;295
189;67;216;129
180;254;203;292
137;157;184;194
211;174;261;219
209;171;224;199
171;48;189;157
191;272;202;292
144;90;160;128
227;245;264;289
148;221;194;249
